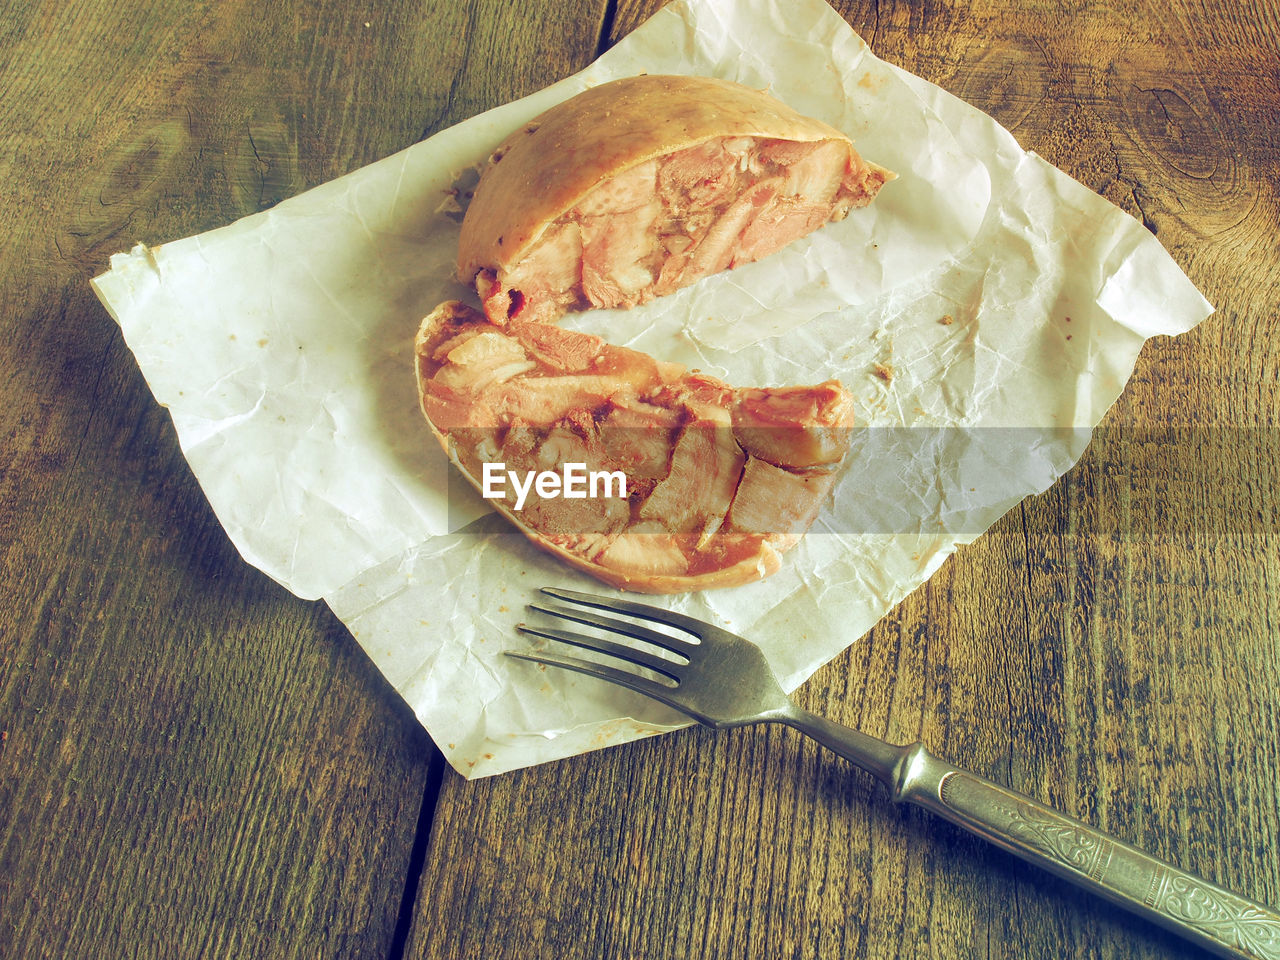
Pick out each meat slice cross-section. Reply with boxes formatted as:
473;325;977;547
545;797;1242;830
458;74;894;326
415;301;855;593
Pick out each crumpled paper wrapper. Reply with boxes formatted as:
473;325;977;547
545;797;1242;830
92;0;1212;777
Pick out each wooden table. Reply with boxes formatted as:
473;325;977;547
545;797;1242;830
3;1;1277;957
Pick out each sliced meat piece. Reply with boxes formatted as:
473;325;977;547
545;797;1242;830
430;330;536;393
726;457;838;548
514;319;607;372
778;140;848;203
480;374;618;427
503;424;632;537
458;74;893;325
579;199;662;308
415;301;856;593
597;397;682;481
731;382;854;468
477;219;584;324
656;140;741;214
733;197;834;266
673;178;782;291
637;406;745;537
589;524;691;579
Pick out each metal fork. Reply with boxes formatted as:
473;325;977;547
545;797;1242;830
509;586;1280;960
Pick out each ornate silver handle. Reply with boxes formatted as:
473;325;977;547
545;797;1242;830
896;744;1280;959
784;711;1280;958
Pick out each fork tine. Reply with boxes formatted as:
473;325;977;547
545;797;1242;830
505;650;689;713
515;622;682;682
528;599;695;657
539;587;708;638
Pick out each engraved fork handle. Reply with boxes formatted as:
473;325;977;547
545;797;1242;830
784;709;1280;959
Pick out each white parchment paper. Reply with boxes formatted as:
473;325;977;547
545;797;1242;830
92;0;1212;777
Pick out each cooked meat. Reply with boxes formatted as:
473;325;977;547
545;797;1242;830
458;75;893;326
637;406;745;538
415;301;855;593
596;397;682;481
731;383;854;468
725;456;838;548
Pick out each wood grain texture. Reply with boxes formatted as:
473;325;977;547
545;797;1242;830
0;0;491;955
408;2;1280;959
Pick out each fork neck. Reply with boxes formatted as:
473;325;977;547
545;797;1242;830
777;704;910;790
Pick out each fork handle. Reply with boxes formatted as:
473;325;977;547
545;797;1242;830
787;713;1280;959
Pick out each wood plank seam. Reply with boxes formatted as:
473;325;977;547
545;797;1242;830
388;752;448;960
596;0;620;58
